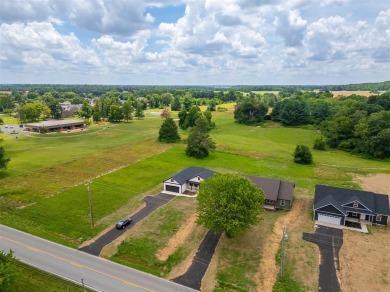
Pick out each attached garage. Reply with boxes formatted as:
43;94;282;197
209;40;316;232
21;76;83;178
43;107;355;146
165;185;180;193
317;213;342;225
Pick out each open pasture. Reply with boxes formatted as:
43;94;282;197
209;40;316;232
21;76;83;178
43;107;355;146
1;105;389;290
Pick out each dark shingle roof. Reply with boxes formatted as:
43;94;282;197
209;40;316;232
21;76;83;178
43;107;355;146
169;166;215;185
314;185;390;216
246;175;295;201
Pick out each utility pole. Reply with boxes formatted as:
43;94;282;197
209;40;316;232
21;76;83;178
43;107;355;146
81;278;86;292
281;225;288;277
87;181;95;228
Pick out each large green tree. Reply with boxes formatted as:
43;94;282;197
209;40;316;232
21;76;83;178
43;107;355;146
108;105;123;122
18;101;47;123
234;97;269;125
122;100;133;122
0;250;20;290
185;117;216;158
0;141;10;171
158;117;180;143
171;96;181;111
0;93;14;112
197;173;264;237
78;99;92;119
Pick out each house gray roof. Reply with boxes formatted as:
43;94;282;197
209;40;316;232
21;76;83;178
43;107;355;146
314;185;390;216
168;166;215;185
246;175;295;201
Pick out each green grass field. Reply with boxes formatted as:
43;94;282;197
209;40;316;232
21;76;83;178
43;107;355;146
1;104;389;290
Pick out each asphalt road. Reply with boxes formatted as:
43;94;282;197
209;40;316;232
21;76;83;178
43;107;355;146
80;193;175;255
172;230;222;290
303;226;343;292
0;224;196;292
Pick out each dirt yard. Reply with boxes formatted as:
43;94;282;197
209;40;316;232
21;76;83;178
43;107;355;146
156;213;198;261
339;173;390;292
254;194;319;291
356;173;390;195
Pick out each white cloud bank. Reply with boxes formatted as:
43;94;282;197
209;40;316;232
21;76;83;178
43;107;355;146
0;0;389;84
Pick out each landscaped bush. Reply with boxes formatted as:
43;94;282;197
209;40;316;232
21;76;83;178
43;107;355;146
313;135;327;150
293;145;313;165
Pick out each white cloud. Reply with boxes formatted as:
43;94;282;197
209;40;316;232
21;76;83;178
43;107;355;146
0;0;389;84
92;30;153;70
0;0;52;22
0;0;156;37
65;0;154;36
320;0;349;7
0;22;100;71
274;9;307;46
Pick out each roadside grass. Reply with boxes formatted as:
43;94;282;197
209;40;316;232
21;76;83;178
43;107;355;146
111;197;207;277
214;211;282;291
15;261;89;292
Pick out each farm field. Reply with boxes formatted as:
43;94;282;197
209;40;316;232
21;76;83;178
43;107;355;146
1;104;389;291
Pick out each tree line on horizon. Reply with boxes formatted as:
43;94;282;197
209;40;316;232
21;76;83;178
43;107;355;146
0;80;389;95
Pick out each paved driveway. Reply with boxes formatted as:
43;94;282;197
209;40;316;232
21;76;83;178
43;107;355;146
173;230;222;290
80;193;175;256
303;226;343;292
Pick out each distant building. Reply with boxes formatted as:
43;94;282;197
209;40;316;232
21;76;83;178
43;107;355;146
60;102;82;118
24;120;85;133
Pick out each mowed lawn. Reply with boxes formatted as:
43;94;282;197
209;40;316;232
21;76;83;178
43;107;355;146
1;106;389;289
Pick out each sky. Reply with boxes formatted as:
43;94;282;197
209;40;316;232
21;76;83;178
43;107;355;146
0;0;389;85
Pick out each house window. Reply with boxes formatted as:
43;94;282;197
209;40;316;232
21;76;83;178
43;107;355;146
353;202;358;208
197;176;200;180
170;178;174;182
352;212;357;217
376;215;382;221
280;200;286;206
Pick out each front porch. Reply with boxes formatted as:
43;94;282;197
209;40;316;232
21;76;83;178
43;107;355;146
345;217;372;225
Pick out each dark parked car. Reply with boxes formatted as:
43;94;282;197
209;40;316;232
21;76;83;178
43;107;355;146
116;218;133;229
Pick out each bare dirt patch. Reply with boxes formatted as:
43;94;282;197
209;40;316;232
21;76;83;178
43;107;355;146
156;213;198;261
201;243;219;292
339;228;390;292
338;173;390;291
254;195;318;291
356;173;390;195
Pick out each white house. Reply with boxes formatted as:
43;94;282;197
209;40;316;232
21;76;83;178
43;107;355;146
163;166;215;194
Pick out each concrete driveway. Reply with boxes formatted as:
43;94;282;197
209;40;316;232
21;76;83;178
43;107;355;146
303;226;343;292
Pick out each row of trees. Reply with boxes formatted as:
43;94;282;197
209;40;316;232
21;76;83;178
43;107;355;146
158;108;216;159
2;81;389;96
234;90;390;159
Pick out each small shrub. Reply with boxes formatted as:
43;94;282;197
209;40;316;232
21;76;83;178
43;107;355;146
313;135;327;150
293;145;313;165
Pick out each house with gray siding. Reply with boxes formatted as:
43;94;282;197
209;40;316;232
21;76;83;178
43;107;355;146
246;176;295;210
163;167;295;210
313;185;390;227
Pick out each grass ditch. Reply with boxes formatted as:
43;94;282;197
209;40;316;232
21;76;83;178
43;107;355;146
14;261;90;292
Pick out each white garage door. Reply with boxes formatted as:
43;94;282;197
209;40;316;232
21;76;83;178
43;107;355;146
318;213;341;225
